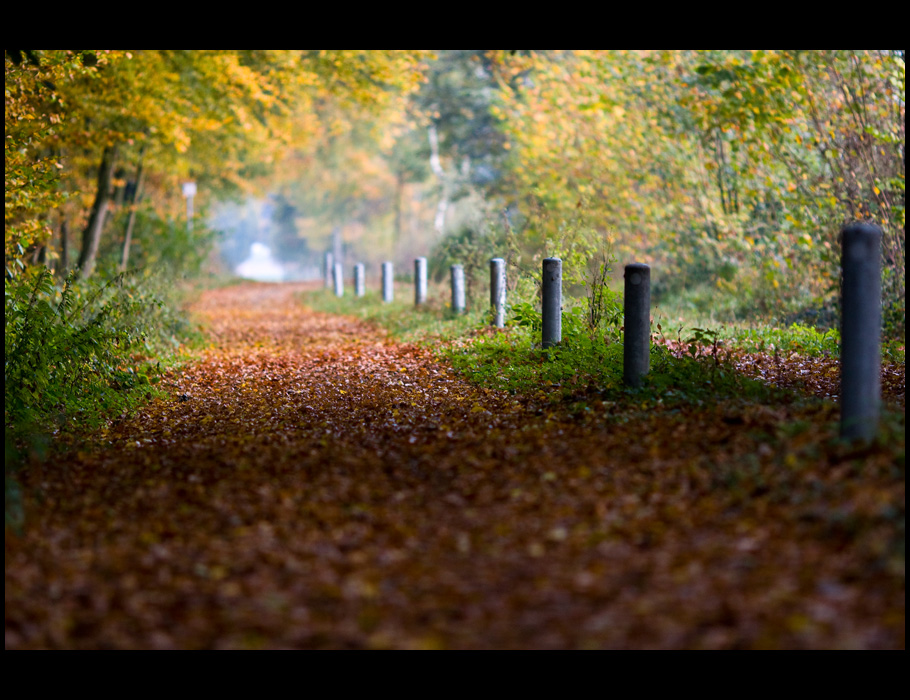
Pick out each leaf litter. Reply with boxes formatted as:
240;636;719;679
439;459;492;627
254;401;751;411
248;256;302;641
5;282;904;649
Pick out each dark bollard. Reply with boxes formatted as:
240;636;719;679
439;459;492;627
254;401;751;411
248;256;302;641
542;257;562;349
623;263;651;388
324;252;334;289
490;258;506;327
354;263;365;297
382;262;393;303
333;262;344;297
840;223;882;441
415;257;427;306
451;264;465;314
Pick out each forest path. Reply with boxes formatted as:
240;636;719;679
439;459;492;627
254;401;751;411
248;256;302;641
5;282;904;649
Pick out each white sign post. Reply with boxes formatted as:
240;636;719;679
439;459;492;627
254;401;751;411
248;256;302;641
182;181;196;232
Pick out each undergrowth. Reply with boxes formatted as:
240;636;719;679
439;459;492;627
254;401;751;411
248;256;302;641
655;278;905;363
5;264;202;530
443;308;788;416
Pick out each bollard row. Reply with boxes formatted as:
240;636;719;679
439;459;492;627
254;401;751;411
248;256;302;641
321;220;882;441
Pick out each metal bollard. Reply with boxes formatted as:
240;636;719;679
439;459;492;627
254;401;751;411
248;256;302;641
324;251;334;289
542;257;562;349
451;264;465;314
490;258;506;327
415;257;427;306
840;223;882;441
623;263;650;388
382;262;393;303
354;263;365;297
333;262;344;297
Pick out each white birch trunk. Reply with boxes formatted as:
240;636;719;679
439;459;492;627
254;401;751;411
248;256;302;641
428;124;448;238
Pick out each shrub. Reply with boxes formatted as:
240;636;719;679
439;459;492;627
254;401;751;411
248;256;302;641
4;265;194;443
430;224;507;308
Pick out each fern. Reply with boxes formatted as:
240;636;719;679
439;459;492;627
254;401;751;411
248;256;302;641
5;266;191;444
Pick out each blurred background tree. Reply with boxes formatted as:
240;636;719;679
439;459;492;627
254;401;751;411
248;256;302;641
488;50;904;335
7;49;904;336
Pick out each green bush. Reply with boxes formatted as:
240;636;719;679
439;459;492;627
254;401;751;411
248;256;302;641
429;224;507;308
882;296;905;347
4;260;203;531
102;207;217;280
4;265;195;443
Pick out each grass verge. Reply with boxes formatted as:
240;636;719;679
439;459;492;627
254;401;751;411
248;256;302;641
301;285;811;417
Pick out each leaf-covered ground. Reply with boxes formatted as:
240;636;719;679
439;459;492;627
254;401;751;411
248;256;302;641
5;282;904;649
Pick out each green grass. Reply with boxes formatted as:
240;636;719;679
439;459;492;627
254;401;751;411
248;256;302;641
711;323;902;364
446;322;784;411
301;284;490;343
655;281;904;364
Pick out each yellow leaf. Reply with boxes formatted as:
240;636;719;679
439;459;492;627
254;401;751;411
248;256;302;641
471;404;484;413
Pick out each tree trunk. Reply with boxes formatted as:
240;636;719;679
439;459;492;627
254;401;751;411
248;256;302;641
112;167;127;207
120;147;145;272
77;144;118;279
331;225;343;270
393;169;404;252
31;243;47;266
58;214;69;276
428;124;449;238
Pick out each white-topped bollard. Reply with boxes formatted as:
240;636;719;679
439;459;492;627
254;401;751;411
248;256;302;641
354;263;365;297
623;263;651;388
451;264;465;314
415;257;427;306
333;262;344;297
542;257;562;349
490;257;506;327
840;223;882;441
382;261;393;303
324;251;334;289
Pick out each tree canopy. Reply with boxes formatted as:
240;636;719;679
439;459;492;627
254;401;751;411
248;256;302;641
5;49;905;332
5;49;430;278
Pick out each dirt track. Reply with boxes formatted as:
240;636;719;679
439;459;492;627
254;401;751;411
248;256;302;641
5;282;904;649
